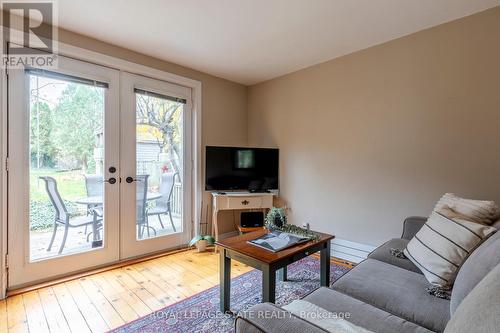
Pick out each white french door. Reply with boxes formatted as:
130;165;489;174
7;57;193;288
120;73;192;259
8;55;121;288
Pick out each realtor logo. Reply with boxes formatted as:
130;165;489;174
1;1;58;68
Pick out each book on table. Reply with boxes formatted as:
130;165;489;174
247;230;310;252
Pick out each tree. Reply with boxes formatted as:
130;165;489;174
136;93;183;172
30;101;56;168
53;83;104;172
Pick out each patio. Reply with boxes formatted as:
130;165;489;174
30;170;184;261
30;213;183;261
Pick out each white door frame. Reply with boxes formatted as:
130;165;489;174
0;51;8;299
0;37;202;296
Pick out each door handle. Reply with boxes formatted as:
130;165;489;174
126;176;138;183
103;177;117;184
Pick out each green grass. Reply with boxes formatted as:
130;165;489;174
30;169;89;231
30;169;87;202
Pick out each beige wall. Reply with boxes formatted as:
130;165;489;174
248;7;500;246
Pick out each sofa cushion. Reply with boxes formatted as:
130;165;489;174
282;299;372;333
332;259;450;332
303;288;434;333
403;211;496;288
445;263;500;333
236;303;328;333
450;230;500;314
367;238;422;274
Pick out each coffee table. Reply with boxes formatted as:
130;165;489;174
216;229;334;313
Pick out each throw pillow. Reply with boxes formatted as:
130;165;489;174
404;210;496;289
434;193;499;225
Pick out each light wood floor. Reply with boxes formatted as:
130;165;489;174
0;249;252;333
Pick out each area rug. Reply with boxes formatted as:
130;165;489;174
110;256;350;333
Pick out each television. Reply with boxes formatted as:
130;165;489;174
205;146;279;191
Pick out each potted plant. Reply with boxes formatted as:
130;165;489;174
189;235;215;252
265;207;287;230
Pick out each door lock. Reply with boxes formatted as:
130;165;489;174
126;176;137;183
104;177;117;184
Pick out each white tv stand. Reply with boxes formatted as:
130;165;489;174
211;191;274;242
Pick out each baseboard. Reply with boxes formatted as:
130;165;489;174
331;238;376;264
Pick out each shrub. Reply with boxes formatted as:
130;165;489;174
30;200;79;231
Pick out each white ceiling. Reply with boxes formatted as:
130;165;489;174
58;0;500;85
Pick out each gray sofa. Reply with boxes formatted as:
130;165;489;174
235;216;500;333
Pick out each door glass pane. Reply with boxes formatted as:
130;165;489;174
135;91;184;240
29;73;106;261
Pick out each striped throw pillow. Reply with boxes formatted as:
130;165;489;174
404;211;496;288
434;193;499;225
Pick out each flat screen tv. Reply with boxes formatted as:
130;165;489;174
205;146;279;191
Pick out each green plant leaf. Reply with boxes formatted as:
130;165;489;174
202;235;216;245
188;235;203;247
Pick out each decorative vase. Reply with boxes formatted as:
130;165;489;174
196;239;207;252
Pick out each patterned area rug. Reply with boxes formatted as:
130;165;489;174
111;256;350;333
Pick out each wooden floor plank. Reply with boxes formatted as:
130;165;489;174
100;271;152;317
143;259;201;297
75;277;125;328
6;295;29;333
2;249;258;332
133;262;189;304
0;299;9;333
89;274;139;322
54;282;102;333
107;267;164;311
120;265;173;308
153;253;227;293
22;291;50;333
37;288;72;333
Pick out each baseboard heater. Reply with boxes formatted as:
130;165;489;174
331;238;376;264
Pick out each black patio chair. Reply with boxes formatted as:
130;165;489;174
40;176;102;254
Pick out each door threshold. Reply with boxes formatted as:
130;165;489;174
7;245;193;297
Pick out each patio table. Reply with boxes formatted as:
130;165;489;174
75;192;162;247
75;192;162;205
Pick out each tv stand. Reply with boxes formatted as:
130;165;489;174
211;191;274;243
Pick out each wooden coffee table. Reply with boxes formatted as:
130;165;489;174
216;229;334;313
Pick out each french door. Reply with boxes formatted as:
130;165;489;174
7;55;192;288
120;73;192;259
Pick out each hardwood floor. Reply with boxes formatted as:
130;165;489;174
0;249;252;333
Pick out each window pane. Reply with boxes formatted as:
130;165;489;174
29;74;106;261
135;91;183;240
